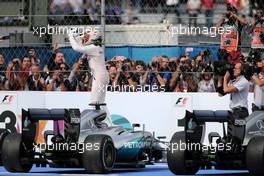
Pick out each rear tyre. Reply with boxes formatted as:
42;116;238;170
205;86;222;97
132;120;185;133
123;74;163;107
246;137;264;175
167;131;200;175
2;133;32;172
0;129;10;165
82;134;116;174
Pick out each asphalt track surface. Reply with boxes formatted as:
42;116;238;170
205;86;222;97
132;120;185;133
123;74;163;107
0;163;250;176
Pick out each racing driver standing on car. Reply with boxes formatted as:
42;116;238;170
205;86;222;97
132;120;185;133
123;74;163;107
68;28;112;126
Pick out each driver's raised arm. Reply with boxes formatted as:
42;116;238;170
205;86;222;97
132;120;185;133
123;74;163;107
68;33;97;55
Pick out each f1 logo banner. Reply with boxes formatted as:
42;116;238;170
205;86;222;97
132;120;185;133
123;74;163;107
175;97;188;106
168;95;193;138
0;93;18;133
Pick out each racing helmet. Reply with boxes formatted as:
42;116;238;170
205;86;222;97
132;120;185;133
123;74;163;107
83;28;102;46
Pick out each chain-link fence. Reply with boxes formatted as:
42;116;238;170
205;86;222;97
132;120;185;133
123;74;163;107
0;0;263;92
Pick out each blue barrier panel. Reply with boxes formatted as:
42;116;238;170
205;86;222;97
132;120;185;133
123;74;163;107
106;45;220;63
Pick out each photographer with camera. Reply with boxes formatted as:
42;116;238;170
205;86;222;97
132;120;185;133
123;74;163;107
147;56;171;92
220;62;249;119
66;57;92;91
108;59;138;92
46;66;68;91
215;3;247;53
252;55;264;111
133;60;148;88
170;55;198;92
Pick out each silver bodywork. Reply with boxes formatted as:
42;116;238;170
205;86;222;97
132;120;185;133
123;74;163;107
243;111;264;146
78;109;154;150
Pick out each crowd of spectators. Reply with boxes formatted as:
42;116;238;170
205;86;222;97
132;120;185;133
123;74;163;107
0;46;259;93
0;1;262;92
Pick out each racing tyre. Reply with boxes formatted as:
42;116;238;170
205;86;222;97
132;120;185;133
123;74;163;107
82;134;116;174
2;133;32;172
167;131;200;175
246;136;264;175
0;129;10;165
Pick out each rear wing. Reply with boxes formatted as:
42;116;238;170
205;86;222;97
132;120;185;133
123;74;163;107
177;110;229;143
21;108;81;148
178;110;229;127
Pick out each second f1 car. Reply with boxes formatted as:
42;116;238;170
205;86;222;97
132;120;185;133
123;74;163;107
167;109;264;175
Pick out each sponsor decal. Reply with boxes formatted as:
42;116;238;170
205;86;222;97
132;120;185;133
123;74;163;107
256;120;264;131
248;120;264;135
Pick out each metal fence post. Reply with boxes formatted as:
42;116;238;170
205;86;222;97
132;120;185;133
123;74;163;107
101;0;106;54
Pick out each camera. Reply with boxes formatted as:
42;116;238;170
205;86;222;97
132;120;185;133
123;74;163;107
151;62;160;69
0;65;5;76
243;62;260;80
225;3;237;24
218;49;229;61
121;65;130;72
243;50;263;80
168;62;177;72
226;3;237;14
254;10;264;24
259;32;264;43
213;60;234;77
78;58;89;71
58;73;65;81
255;14;263;23
226;12;232;19
0;75;5;84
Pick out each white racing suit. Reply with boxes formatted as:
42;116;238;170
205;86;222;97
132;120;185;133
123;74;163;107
68;33;112;126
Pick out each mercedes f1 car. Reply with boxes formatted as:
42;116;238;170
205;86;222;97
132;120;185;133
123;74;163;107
1;104;164;174
167;109;264;175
